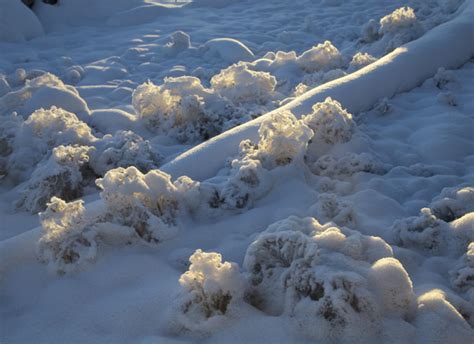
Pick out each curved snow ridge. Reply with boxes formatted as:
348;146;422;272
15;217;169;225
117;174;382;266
161;0;474;181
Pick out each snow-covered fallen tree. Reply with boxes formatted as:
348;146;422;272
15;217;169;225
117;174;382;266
161;0;474;181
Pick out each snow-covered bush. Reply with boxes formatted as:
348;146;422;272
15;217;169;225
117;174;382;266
378;7;423;52
16;145;93;213
170;249;245;337
302;97;355;160
90;130;162;176
296;41;343;73
433;67;456;90
210;62;277;106
37;197;98;274
429;186;474;222
0;73;90;120
198;111;311;212
310;152;388;178
392;208;448;253
348;52;377;72
242;110;313;170
450;242;474;296
132;76;236;143
309;193;355;227
392;187;474;255
0;113;22;177
4;106;95;182
360;19;380;43
243;216;413;342
96;166;196;244
294;68;347;96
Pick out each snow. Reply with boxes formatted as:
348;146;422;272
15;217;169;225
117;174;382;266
1;0;473;343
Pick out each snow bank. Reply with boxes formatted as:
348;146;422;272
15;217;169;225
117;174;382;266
202;38;255;64
0;0;44;43
161;1;474;181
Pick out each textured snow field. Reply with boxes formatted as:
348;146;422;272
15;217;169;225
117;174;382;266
1;1;473;344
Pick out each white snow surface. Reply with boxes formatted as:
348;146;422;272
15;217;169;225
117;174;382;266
0;0;473;343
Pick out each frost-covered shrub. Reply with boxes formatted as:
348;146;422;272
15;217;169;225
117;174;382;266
5;106;95;182
0;73;90;120
90;130;162;176
360;19;380;43
16;145;93;213
201;158;271;212
310;153;388;178
348;52;377;72
37;197;98;274
198;111;311;213
296;41;343;73
378;7;423;52
0;112;22;176
309;193;355;227
210;62;277;105
243;216;409;342
392;208;448;253
302;97;355;160
392;187;474;256
132;76;237;143
96;166;195;244
170;249;245;337
429;186;474;222
242;111;313;170
294;69;347;96
437;91;457;106
450;242;474;294
433;67;456;90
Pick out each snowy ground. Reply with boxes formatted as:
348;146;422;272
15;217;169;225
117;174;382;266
0;1;473;343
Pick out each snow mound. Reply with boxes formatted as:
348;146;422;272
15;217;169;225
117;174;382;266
0;73;90;121
202;38;255;64
169;249;245;337
0;0;44;43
